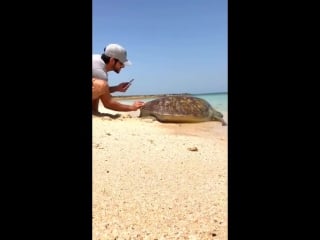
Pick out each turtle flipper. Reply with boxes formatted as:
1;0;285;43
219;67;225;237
215;116;227;126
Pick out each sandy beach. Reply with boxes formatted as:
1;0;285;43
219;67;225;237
92;101;228;239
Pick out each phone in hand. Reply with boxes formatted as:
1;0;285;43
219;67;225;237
127;79;134;86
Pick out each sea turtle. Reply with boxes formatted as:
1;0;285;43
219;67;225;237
139;95;227;126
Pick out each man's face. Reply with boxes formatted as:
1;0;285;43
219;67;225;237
112;58;124;74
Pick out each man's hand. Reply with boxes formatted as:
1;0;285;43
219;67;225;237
131;101;145;110
116;82;132;92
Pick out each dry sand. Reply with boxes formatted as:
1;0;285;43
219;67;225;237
92;105;228;240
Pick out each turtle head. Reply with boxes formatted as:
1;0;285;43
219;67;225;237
210;109;227;126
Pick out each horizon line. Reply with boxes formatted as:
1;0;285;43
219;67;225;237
113;91;228;99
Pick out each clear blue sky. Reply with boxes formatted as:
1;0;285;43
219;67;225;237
93;0;227;95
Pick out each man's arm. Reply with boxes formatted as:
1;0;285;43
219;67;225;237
109;86;119;93
100;88;144;111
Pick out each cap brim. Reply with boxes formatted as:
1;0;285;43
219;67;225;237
124;60;132;66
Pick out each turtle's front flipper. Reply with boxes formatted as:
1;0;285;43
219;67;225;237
215;117;227;126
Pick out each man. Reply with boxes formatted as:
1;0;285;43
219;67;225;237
92;43;144;115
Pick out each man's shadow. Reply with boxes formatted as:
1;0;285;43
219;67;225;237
92;112;121;119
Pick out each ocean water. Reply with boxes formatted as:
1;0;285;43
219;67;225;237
192;92;227;113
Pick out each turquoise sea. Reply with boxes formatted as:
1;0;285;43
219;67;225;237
192;92;227;113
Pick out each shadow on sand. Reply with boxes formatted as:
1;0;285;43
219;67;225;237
92;112;122;119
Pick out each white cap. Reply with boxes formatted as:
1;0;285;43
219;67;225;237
104;43;132;66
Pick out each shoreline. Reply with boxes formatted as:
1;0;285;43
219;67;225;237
112;92;227;100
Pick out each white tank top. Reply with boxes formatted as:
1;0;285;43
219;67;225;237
92;54;108;81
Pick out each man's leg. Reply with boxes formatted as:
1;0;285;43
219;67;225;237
92;78;107;115
92;99;100;114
